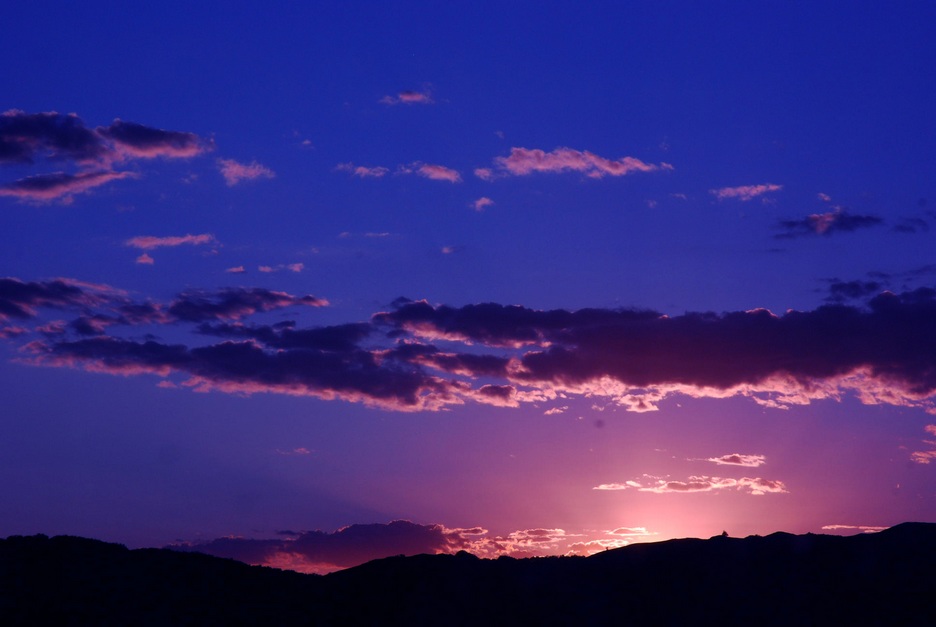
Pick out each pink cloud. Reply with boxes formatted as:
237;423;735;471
225;266;246;274
135;253;154;265
217;158;275;186
379;90;434;105
490;147;673;179
400;162;461;182
821;524;887;533
335;162;390;178
705;453;766;467
0;170;137;202
125;233;217;250
594;475;787;495
474;168;494;181
472;197;494;211
710;183;783;201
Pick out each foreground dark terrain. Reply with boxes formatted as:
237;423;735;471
1;523;934;625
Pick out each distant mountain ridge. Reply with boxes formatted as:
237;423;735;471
2;523;934;625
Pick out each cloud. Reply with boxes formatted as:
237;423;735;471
594;475;787;495
96;119;207;160
1;110;106;164
472;197;494;211
826;280;883;303
0;170;136;202
335;162;390;178
172;520;635;574
225;266;246;274
135;253;154;265
0;111;210;201
375;289;936;413
710;184;782;202
217;158;275;186
379;90;434;105
12;278;936;416
821;524;887;533
485;147;672;179
400;162;461;182
125;233;218;251
167;288;327;322
0;111;209;164
0;277;122;321
777;210;884;238
704;454;766;467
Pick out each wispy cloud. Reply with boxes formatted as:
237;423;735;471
594;475;787;495
710;183;782;202
335;162;390;178
704;453;766;467
135;253;154;265
217;158;275;186
777;210;884;238
821;524;887;533
125;234;218;250
485;147;672;179
0;170;136;203
400;162;461;182
379;89;434;105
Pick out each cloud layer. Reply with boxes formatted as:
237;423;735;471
171;520;653;574
7;276;936;415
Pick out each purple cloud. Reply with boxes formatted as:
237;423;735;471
0;170;136;202
0;111;210;201
777;210;883;238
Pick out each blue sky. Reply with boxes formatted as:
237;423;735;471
2;1;935;572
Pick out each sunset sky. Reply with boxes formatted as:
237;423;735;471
3;1;936;574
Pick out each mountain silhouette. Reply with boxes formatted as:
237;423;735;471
2;523;934;625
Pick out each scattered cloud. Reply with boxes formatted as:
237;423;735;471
777;210;883;238
335;162;390;178
135;253;154;265
474;168;494;181
594;475;787;495
472;197;494;211
710;184;782;202
486;147;672;179
911;424;936;464
704;453;766;467
225;266;246;274
125;234;217;250
379;90;434;105
400;162;461;182
217;158;275;186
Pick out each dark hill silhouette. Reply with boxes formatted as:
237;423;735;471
2;523;934;625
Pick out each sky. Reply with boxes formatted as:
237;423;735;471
2;1;936;574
